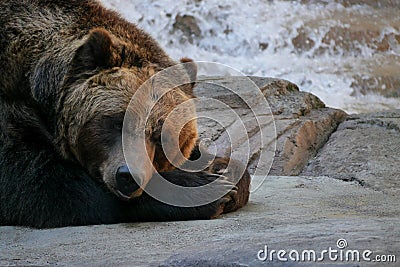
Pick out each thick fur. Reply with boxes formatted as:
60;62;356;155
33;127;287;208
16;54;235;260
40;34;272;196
0;0;250;228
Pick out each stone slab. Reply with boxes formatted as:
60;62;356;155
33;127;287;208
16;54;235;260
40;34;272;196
302;110;400;194
1;176;398;266
194;76;347;176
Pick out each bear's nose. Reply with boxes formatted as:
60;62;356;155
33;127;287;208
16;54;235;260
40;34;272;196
115;165;142;200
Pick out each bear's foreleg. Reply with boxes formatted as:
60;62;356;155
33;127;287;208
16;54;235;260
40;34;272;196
125;170;238;221
187;145;251;214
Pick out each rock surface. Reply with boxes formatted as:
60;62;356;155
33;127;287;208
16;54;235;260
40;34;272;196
302;110;400;194
172;14;201;44
194;76;347;176
1;77;399;266
1;176;398;266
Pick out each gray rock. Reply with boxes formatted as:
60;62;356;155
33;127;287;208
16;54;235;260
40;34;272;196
172;14;202;44
302;110;400;194
1;176;398;266
351;74;400;98
194;76;347;176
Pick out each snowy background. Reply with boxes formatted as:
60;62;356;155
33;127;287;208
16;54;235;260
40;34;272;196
101;0;400;114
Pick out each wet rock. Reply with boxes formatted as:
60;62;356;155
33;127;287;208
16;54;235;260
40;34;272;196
292;27;315;53
317;26;400;56
335;0;400;8
297;0;400;8
351;75;400;98
258;42;269;51
172;14;202;44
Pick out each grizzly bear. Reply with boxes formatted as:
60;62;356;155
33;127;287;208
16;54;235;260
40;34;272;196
0;0;250;228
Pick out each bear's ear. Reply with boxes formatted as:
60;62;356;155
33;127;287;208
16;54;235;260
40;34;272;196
72;28;125;74
180;57;197;96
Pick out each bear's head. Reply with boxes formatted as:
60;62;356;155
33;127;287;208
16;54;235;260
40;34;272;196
58;28;198;200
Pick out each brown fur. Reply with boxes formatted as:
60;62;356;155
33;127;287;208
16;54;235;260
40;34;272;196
208;158;251;212
0;0;250;228
0;0;199;197
1;0;197;173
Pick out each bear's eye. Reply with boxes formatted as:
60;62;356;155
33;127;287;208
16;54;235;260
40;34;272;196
99;114;124;132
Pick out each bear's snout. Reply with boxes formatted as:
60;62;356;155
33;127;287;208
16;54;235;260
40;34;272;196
115;165;143;200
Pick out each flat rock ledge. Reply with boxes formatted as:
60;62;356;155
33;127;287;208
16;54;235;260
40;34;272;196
1;76;399;266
